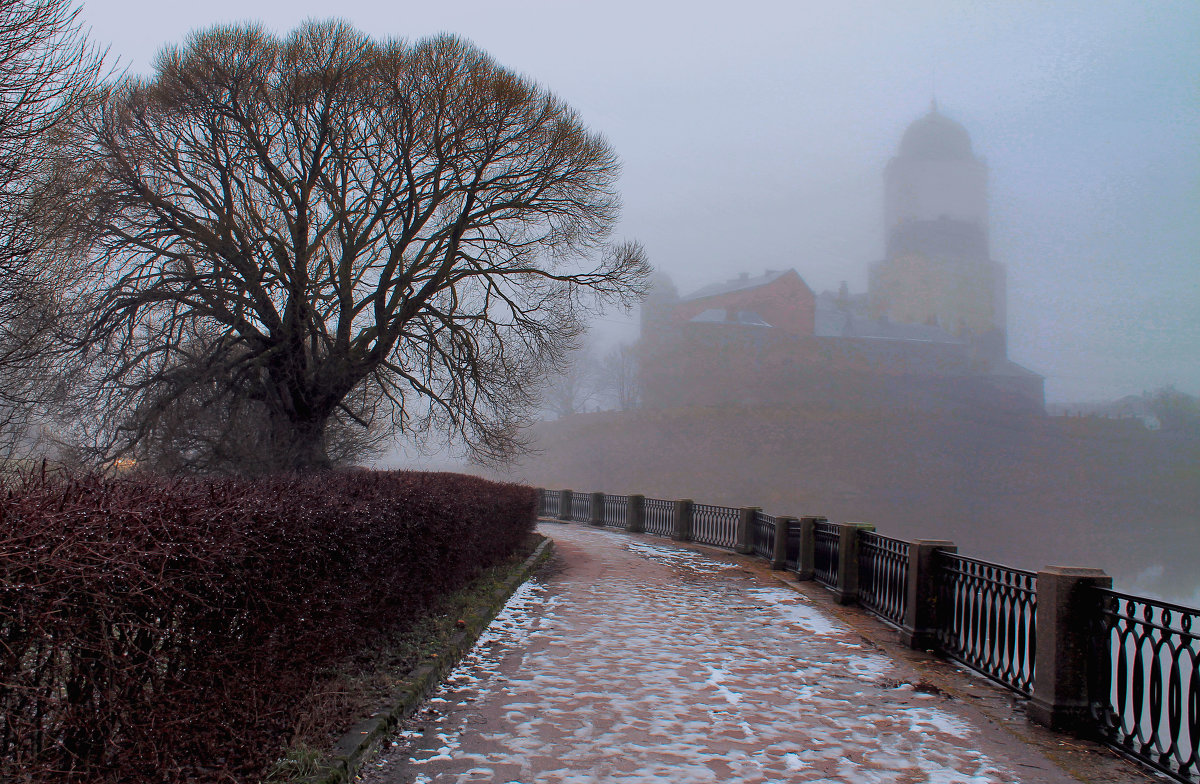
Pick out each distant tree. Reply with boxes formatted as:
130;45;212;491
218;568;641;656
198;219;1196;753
71;22;648;471
542;343;600;420
1146;386;1200;434
597;342;639;411
0;0;102;462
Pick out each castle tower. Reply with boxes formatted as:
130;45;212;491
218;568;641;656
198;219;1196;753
869;102;1006;356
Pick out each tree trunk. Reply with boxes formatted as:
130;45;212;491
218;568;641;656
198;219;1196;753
263;412;331;473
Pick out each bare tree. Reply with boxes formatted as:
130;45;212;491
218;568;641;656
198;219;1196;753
598;343;639;411
71;22;648;472
542;343;599;420
0;0;102;462
111;326;392;473
1147;386;1200;434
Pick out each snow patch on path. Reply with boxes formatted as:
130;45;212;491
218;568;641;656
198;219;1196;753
625;540;738;573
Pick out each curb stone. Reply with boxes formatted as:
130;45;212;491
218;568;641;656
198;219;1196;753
294;535;554;784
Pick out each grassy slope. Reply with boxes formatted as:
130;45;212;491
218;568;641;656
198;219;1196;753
504;405;1200;603
263;534;545;782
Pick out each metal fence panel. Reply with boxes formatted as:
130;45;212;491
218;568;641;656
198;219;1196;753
570;493;591;522
643;498;674;536
540;490;561;517
691;503;739;549
603;495;629;528
935;552;1037;696
858;532;910;627
1092;589;1199;784
785;521;801;570
813;520;840;588
752;511;776;559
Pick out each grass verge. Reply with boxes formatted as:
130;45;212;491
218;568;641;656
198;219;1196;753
262;532;554;784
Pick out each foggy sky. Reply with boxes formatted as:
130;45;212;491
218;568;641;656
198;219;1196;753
80;0;1200;402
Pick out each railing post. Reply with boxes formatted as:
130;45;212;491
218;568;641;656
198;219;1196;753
795;516;822;581
834;522;874;605
534;488;545;520
735;507;758;554
557;489;572;521
1028;566;1112;733
627;494;645;534
772;516;796;570
589;492;605;526
672;499;693;542
900;539;957;649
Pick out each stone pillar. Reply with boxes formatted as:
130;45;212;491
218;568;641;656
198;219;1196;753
557;489;572;521
772;516;796;570
672;499;693;542
834;522;875;605
736;507;758;555
1028;566;1112;733
627;494;645;534
589;492;605;526
795;516;822;581
900;540;957;649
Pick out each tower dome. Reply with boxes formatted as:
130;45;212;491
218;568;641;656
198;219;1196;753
898;104;974;161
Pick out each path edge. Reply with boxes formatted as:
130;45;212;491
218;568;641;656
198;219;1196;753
296;534;555;784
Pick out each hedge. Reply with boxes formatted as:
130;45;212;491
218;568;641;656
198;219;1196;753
0;469;535;782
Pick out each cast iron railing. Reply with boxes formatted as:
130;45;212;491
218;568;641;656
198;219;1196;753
691;503;739;548
858;532;909;627
935;552;1037;696
541;489;561;517
533;486;1200;783
1092;589;1199;784
752;511;776;559
643;498;673;536
813;520;840;588
570;493;591;522
603;495;629;528
785;520;802;570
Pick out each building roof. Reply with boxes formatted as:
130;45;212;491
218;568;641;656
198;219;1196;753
987;359;1043;378
681;269;791;301
814;292;964;343
689;309;772;327
898;103;975;161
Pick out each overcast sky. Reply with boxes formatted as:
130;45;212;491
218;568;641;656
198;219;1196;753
79;0;1199;402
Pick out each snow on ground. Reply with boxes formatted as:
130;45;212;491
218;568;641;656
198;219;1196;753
359;526;1042;783
624;540;738;573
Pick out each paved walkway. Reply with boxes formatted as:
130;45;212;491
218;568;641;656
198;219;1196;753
358;524;1137;784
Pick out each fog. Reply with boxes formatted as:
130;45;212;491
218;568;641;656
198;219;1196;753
83;1;1199;402
80;2;1199;600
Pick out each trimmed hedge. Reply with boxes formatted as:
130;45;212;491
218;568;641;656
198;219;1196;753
0;469;535;782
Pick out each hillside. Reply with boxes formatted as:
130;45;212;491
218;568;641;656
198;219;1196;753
498;404;1200;604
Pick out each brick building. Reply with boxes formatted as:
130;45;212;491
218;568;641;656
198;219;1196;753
636;105;1043;415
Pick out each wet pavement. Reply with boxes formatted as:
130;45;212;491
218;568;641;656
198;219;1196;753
357;523;1137;784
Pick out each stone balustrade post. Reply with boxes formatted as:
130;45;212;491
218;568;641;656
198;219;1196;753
736;507;759;554
900;539;957;649
627;494;645;533
834;522;875;605
772;516;796;570
795;516;822;581
557;489;573;521
1028;566;1112;733
589;492;605;526
672;499;693;542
